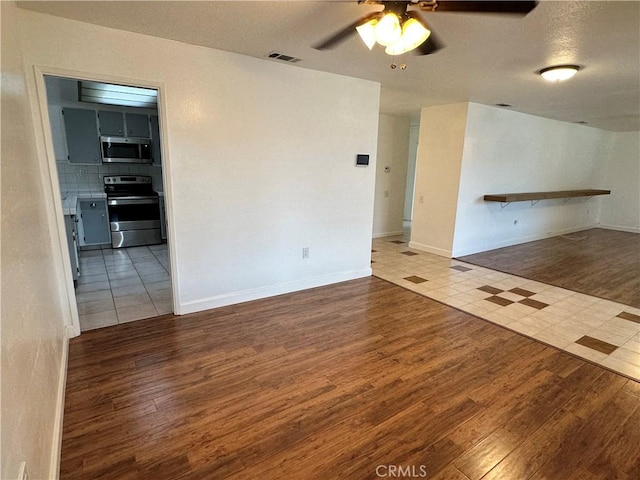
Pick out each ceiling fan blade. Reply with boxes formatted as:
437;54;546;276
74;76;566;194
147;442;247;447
415;30;444;55
313;12;381;50
431;1;538;15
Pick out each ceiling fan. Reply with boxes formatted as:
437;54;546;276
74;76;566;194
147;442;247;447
314;1;539;56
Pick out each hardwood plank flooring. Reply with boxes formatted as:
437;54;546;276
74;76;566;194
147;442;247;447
458;228;640;308
60;277;639;479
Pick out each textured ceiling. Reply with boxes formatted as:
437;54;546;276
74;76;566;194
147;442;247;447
18;0;640;131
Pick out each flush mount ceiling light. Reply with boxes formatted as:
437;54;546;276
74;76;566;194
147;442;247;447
539;65;581;82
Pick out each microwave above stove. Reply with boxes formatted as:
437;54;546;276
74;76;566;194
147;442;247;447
101;136;152;164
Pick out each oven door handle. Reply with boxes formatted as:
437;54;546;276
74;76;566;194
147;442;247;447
107;198;159;206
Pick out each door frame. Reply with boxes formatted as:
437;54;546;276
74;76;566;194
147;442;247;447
30;65;178;336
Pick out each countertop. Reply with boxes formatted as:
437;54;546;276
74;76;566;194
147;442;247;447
62;192;107;216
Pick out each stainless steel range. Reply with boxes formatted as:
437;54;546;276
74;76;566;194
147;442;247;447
104;175;161;248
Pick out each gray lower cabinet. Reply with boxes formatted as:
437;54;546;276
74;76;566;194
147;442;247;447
64;215;80;281
63;108;101;164
150;114;162;165
78;199;111;246
159;195;167;240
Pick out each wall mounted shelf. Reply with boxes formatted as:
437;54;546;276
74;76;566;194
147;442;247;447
484;189;610;208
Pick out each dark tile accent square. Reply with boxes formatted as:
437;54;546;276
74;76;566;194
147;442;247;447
478;285;504;295
617;311;640;324
390;240;405;244
575;336;619;355
404;276;428;284
401;251;418;256
509;287;536;297
518;298;548;310
450;265;472;272
485;295;514;307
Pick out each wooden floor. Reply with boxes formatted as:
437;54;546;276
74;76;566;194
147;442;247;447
61;277;640;479
458;228;640;308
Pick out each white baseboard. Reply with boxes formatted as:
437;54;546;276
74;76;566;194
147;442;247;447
408;241;452;258
372;230;404;238
597;223;640;234
49;324;73;479
452;224;600;257
177;269;372;315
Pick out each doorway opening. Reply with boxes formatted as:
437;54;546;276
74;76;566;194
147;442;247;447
402;123;420;241
43;75;173;331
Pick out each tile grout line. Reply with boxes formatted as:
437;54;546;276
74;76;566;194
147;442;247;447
78;245;172;330
130;246;172;316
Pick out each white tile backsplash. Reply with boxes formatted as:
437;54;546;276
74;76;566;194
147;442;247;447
57;160;163;193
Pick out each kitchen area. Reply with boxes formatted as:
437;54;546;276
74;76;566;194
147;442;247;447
45;76;172;331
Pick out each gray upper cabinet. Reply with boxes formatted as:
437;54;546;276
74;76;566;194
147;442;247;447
150;115;162;165
126;113;150;138
98;110;125;136
63;108;101;164
78;199;111;245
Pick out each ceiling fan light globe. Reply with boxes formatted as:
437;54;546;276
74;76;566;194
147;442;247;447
401;18;431;51
384;39;408;56
356;19;378;50
384;18;431;55
375;13;402;47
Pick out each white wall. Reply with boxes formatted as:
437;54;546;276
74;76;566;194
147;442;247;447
373;114;410;237
452;103;613;256
599;131;640;232
15;7;380;315
1;3;71;479
409;103;468;257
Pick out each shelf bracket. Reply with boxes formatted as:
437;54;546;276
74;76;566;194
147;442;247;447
562;197;571;203
530;199;541;206
500;202;510;209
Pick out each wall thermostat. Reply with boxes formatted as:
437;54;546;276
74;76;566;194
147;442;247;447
356;154;369;166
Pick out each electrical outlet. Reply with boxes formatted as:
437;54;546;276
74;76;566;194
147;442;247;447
419;195;424;204
384;190;390;198
302;247;309;259
18;462;28;480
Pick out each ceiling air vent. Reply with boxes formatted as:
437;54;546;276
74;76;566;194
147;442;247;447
267;52;302;63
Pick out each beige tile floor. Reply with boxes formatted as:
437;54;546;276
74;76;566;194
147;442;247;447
75;244;172;331
372;234;640;381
